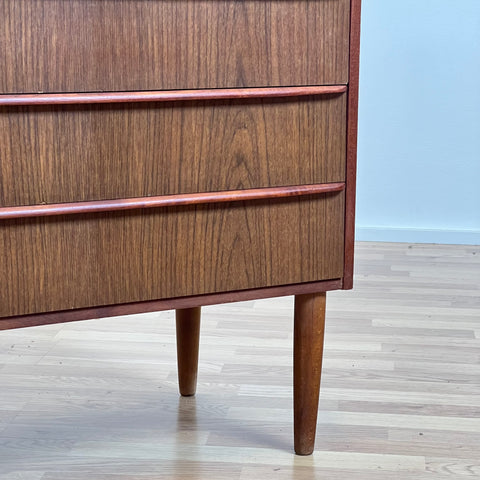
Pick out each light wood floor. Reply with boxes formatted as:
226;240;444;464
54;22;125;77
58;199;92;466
0;242;479;479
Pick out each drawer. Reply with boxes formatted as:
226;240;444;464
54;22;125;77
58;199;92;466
0;0;350;94
0;194;345;317
0;94;347;207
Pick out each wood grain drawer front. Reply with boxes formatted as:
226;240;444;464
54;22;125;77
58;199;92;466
0;1;350;94
0;95;347;207
0;194;345;317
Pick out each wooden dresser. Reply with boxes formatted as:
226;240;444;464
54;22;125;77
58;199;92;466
0;0;361;455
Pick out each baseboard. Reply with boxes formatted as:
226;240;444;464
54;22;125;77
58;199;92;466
355;226;480;245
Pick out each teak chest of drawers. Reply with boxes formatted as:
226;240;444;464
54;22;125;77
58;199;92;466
0;0;361;455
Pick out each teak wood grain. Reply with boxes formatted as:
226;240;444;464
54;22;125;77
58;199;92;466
0;194;345;318
0;95;347;207
0;0;361;457
0;0;351;94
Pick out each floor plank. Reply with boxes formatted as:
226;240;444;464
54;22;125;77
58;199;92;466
0;242;479;479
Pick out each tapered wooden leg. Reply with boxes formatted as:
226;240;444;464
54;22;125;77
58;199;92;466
294;292;327;455
176;307;201;396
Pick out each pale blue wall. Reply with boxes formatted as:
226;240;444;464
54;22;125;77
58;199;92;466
356;1;480;245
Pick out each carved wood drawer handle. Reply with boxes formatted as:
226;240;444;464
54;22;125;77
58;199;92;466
0;86;347;106
0;183;345;220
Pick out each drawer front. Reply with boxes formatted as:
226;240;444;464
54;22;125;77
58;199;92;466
0;0;350;94
0;194;345;317
0;95;347;207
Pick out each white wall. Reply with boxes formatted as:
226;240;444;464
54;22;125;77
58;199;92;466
356;0;480;245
